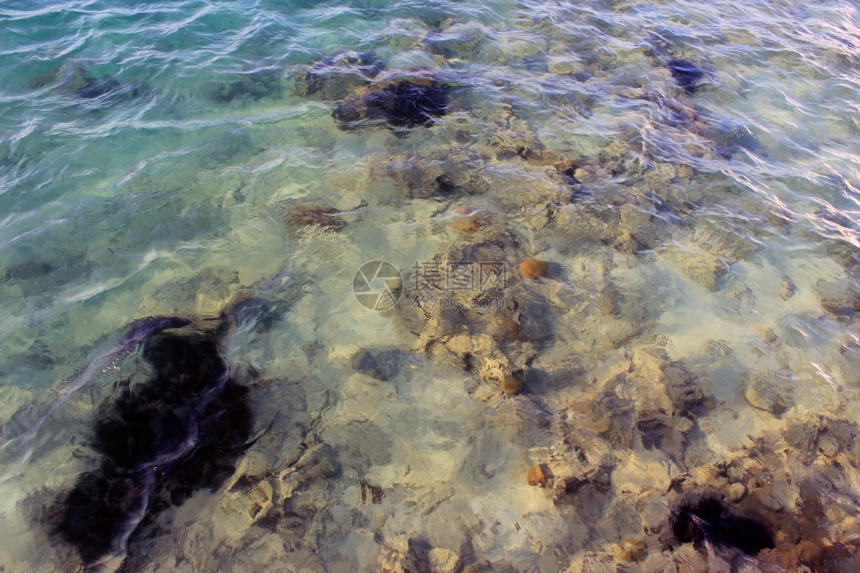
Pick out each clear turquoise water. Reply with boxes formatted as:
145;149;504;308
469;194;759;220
1;0;859;571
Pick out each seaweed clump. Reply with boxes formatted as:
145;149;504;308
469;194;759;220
55;325;254;569
333;78;450;130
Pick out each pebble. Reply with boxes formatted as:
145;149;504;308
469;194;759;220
501;375;524;395
427;548;462;573
519;258;547;279
527;464;551;487
756;326;778;344
728;482;747;502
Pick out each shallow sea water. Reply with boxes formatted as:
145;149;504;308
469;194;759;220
1;0;859;571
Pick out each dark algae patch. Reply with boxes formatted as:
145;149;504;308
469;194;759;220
55;321;253;570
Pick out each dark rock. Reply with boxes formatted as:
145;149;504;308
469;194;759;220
637;414;685;461
278;201;346;237
664;362;709;416
351;347;410;381
667;59;705;94
75;77;120;99
219;296;280;335
670;495;774;555
333;78;450;130
55;324;254;569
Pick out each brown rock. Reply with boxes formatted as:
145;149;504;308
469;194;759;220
450;206;487;234
777;275;797;301
501;375;523;395
756;326;777;344
527;464;552;487
519;258;547;279
278;200;345;237
745;371;794;417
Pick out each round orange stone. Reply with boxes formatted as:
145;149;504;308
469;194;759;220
519;258;547;279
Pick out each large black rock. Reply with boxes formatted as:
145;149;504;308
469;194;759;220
56;326;253;569
333;79;450;130
670;496;774;555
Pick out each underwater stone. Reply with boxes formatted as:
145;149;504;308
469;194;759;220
375;146;491;198
667;59;705;94
426;547;462;573
295;51;385;100
75;76;120;99
500;374;523;395
450;205;489;234
669;496;774;555
663;362;709;416
205;69;284;103
351;347;408;381
55;324;254;570
425;22;488;59
744;371;794;417
275;199;346;238
333;78;450;130
518;258;547;279
527;464;552;487
777;275;797;301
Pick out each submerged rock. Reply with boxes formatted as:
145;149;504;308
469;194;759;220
351;347;413;381
54;321;254;570
500;373;524;395
667;58;705;94
295;51;385;100
397;234;556;393
425;22;488;59
744;371;794;417
518;258;547;280
669;495;774;555
75;76;120;99
27;63;143;101
450;205;491;234
333;75;451;130
372;145;491;198
274;199;347;238
205;69;284;103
